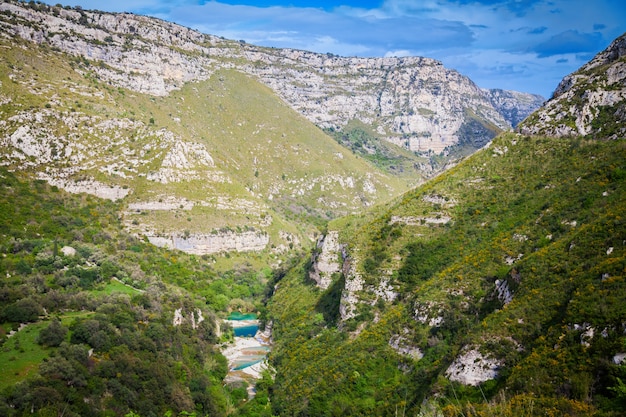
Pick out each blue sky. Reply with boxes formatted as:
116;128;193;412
58;0;626;97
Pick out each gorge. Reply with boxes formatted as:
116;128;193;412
0;1;624;417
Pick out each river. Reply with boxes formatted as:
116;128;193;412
221;313;271;398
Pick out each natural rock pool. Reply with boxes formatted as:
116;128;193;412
233;324;259;337
221;313;272;397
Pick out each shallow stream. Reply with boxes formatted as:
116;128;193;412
221;313;271;397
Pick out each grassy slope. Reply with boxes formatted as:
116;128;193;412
324;119;429;185
0;321;50;389
265;133;626;416
0;34;408;250
0;311;94;390
156;68;408;220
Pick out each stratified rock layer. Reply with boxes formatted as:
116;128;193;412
0;1;542;154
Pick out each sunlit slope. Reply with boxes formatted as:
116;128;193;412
0;35;408;254
266;133;626;416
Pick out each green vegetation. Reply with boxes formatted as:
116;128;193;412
324;120;428;183
590;100;626;138
265;133;626;416
0;30;408;264
1;3;625;416
0;321;52;390
0;169;269;416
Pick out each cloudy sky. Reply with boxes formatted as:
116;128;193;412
59;0;626;98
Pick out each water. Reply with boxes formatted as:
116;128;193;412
224;312;269;373
233;359;263;370
228;312;257;321
222;314;272;399
233;324;259;337
231;346;270;370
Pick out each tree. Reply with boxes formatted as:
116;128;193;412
37;318;68;347
1;298;43;322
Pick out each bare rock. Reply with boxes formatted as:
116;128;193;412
446;347;500;386
519;32;626;138
309;231;344;289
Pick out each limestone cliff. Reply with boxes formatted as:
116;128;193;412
148;231;270;255
0;1;545;258
0;1;541;156
0;1;411;257
244;51;510;153
309;231;344;290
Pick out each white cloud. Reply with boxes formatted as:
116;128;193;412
384;50;414;58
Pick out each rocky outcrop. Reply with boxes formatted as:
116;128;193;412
60;246;77;257
146;139;227;184
494;279;513;305
389;215;451;226
309;231;344;289
39;175;131;201
0;103;229;200
339;254;365;323
389;334;423;360
0;1;542;156
147;231;269;254
338;252;398;326
445;346;501;386
173;308;206;329
519;32;626;138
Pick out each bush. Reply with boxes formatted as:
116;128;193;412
1;298;43;323
37;318;68;347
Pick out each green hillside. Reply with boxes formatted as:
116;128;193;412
0;33;408;265
264;133;626;416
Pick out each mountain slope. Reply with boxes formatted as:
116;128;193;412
267;133;626;417
483;88;545;127
0;1;541;166
264;37;626;416
0;168;246;416
519;32;626;138
0;22;407;259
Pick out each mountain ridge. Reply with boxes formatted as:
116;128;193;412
0;19;412;258
519;32;626;138
0;2;625;417
0;0;542;260
0;0;542;156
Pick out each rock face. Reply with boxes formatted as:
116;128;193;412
0;1;545;259
309;231;344;289
337;249;397;328
0;1;541;156
389;334;423;360
307;231;372;325
248;52;511;153
482;89;545;127
147;231;270;254
519;32;626;138
445;346;501;386
173;308;207;329
339;255;365;323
